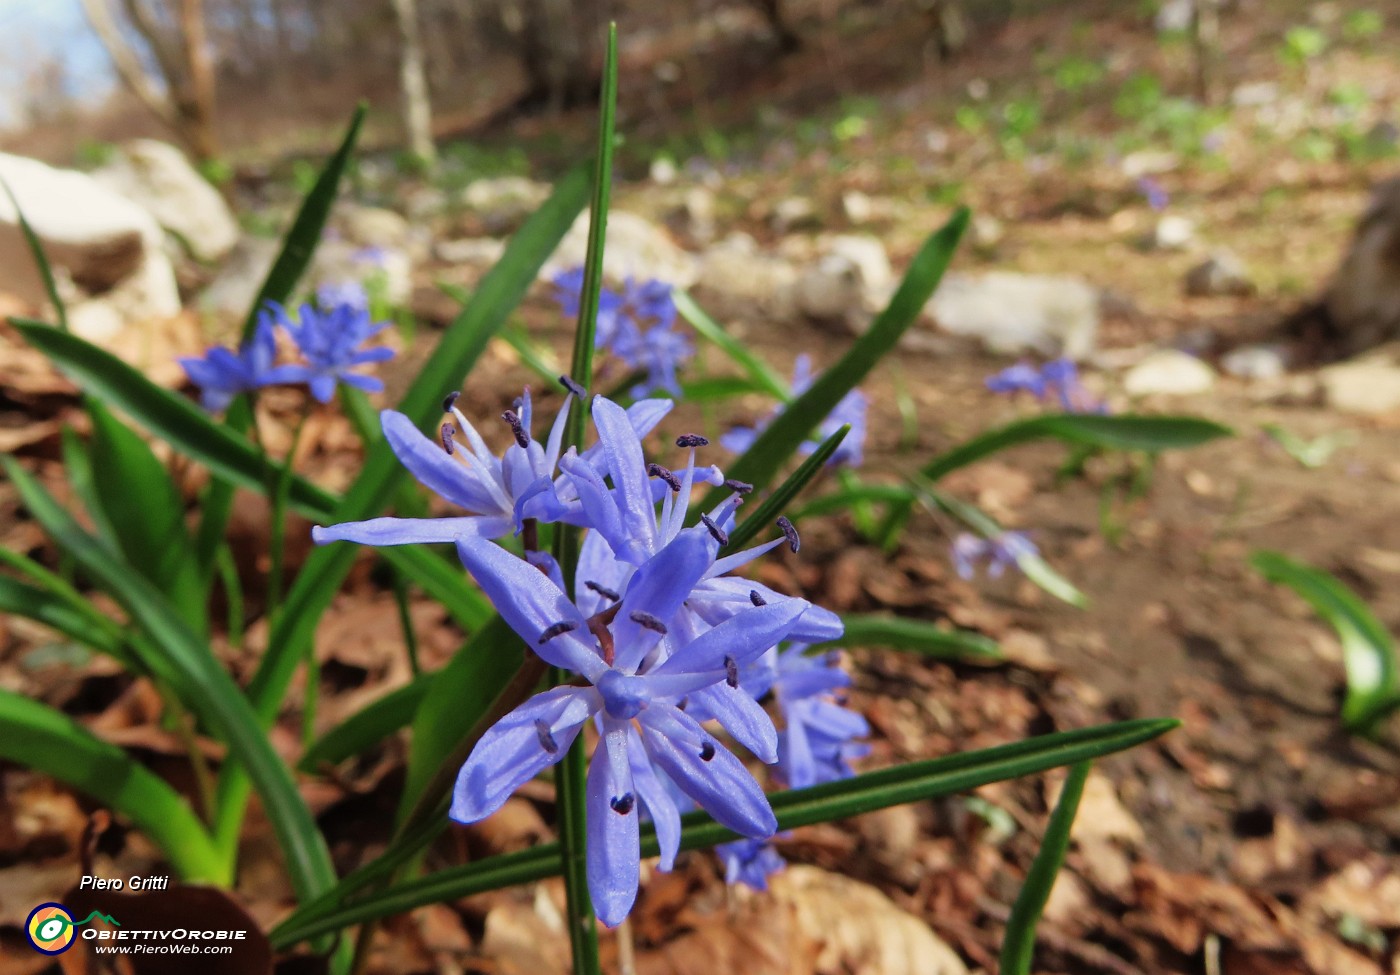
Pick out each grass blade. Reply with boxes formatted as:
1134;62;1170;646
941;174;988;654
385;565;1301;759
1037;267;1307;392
0;573;126;659
673;290;789;400
0;177;69;331
726;424;847;550
1251;550;1399;731
269;717;1176;946
818;614;1001;660
1000;761;1090;975
299;674;435;771
0;688;225;883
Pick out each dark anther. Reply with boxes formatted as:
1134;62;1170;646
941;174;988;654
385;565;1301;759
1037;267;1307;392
777;516;800;553
699;741;716;762
724;655;739;689
610;793;636;815
700;513;729;546
442;391;461;413
535;720;559;754
724;479;753;495
585;580;620;602
647;463;682;492
629;611;668;635
439;423;456;455
538;620;578;644
501;409;530;448
560;375;587;398
675;433;710;448
676;697;688;711
749;590;766;607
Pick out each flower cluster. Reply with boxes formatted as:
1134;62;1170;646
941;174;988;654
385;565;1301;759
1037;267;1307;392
952;530;1038;580
314;384;863;924
552;269;693;396
179;294;394;411
722;354;868;468
985;358;1105;415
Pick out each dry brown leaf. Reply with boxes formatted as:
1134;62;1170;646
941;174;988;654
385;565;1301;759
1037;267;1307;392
1302;857;1400;929
479;895;570;975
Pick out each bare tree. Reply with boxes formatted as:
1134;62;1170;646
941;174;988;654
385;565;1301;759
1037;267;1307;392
79;0;220;161
390;0;436;168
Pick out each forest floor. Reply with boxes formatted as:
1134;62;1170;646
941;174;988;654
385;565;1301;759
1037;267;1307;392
4;0;1400;973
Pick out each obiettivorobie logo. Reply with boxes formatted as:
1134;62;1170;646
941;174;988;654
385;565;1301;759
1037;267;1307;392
25;903;119;955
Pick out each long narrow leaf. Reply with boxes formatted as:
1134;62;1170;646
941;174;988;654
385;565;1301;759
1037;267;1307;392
1000;761;1090;975
299;673;436;771
1252;550;1400;730
270;717;1176;946
819;614;1001;660
726;424;848;550
674;290;789;400
0;574;125;658
0;177;69;331
0;689;224;882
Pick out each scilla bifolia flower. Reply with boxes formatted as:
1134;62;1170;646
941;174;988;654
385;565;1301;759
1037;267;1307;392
269;300;395;402
178;316;290;412
722;354;868;468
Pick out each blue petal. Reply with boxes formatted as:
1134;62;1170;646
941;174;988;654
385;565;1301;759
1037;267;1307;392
650;600;806;677
454;537;605;681
591;396;656;554
449;686;594;822
382;410;501;513
309;373;337;403
311;515;506;546
627;725;682;871
575;530;633;618
612;528;718;673
587;718;640;927
688;683;779;763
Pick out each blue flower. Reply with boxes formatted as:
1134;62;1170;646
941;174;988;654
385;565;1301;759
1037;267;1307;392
178;316;289;412
269;301;395;403
312;389;679;548
986;358;1106;414
952;530;1038;580
1136;176;1169;212
315;279;370;312
985;362;1047;399
763;645;870;789
717;836;787;891
551;269;692;396
722;355;868;468
449;533;812;926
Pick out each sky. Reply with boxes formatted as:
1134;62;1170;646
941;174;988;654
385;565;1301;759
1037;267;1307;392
0;0;114;128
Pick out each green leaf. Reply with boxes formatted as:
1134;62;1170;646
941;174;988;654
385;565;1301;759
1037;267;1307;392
300;673;436;771
3;458;336;903
708;208;968;506
677;375;769;402
1000;761;1090;975
787;482;916;521
1251;550;1399;731
820;614;1001;660
60;427;120;549
0;573;125;659
726;425;848;550
87;402;203;630
240;105;366;341
269;717;1176;946
673;290;790;400
1261;423;1355;469
922;414;1232;483
0;177;69;331
0;688;225;883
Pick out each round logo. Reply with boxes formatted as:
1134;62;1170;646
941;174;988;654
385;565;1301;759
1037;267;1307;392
26;903;76;955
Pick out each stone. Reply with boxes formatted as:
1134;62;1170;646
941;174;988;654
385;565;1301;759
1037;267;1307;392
434;237;506;267
649;156;678;185
93;139;238;263
1185;249;1255;296
1148;214;1196;251
1221;343;1290;380
199;236;279;319
544;210;698;287
339;205;410;250
461;176;551;233
694;232;798;320
969;214;1005;252
841;189;874;224
1318;357;1400;415
1155;0;1194;32
1120;149;1180;178
1232;80;1281;108
770;196;820;232
313;240;412;307
0;151;181;340
664;186;716;245
1123;349;1217;396
925;271;1099;358
794;235;893;327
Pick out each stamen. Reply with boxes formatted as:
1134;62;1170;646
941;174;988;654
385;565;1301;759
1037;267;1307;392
629;611;668;635
609;793;636;815
584;580;620;602
777;516;800;553
439;423;456;454
537;620;578;644
699;741;716;762
442;391;460;413
724;479;754;495
749;590;766;607
700;513;729;546
647;463;682;492
724;655;739;688
559;375;587;398
534;719;559;753
501;409;530;448
675;433;709;448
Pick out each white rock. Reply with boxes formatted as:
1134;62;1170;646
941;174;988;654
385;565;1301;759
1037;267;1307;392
695;232;798;320
666;186;716;244
970;214;1005;251
314;240;413;306
1319;359;1400;415
841;190;874;223
926;271;1100;358
825;234;893;298
434;237;506;267
1155;0;1194;32
199;236;279;318
649;156;678;185
93;139;238;263
1222;344;1290;380
1231;81;1281;108
1119;149;1179;178
544;210;698;287
796;254;863;321
1184;249;1254;296
340;205;410;250
462;176;551;232
1149;214;1197;251
771;196;819;232
0;152;181;340
1123;349;1217;396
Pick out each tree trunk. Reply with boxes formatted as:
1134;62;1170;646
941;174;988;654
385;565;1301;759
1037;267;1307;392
390;0;437;168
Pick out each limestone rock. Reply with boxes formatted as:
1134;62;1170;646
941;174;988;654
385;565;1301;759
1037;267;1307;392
926;271;1099;358
1185;249;1255;296
339;205;411;251
0;152;181;340
93;139;238;262
461;176;551;233
544;210;698;288
1123;349;1217;396
1148;214;1197;251
1319;356;1400;415
695;232;798;320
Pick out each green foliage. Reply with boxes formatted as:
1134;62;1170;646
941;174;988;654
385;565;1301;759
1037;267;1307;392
1279;25;1327;68
1342;9;1384;43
